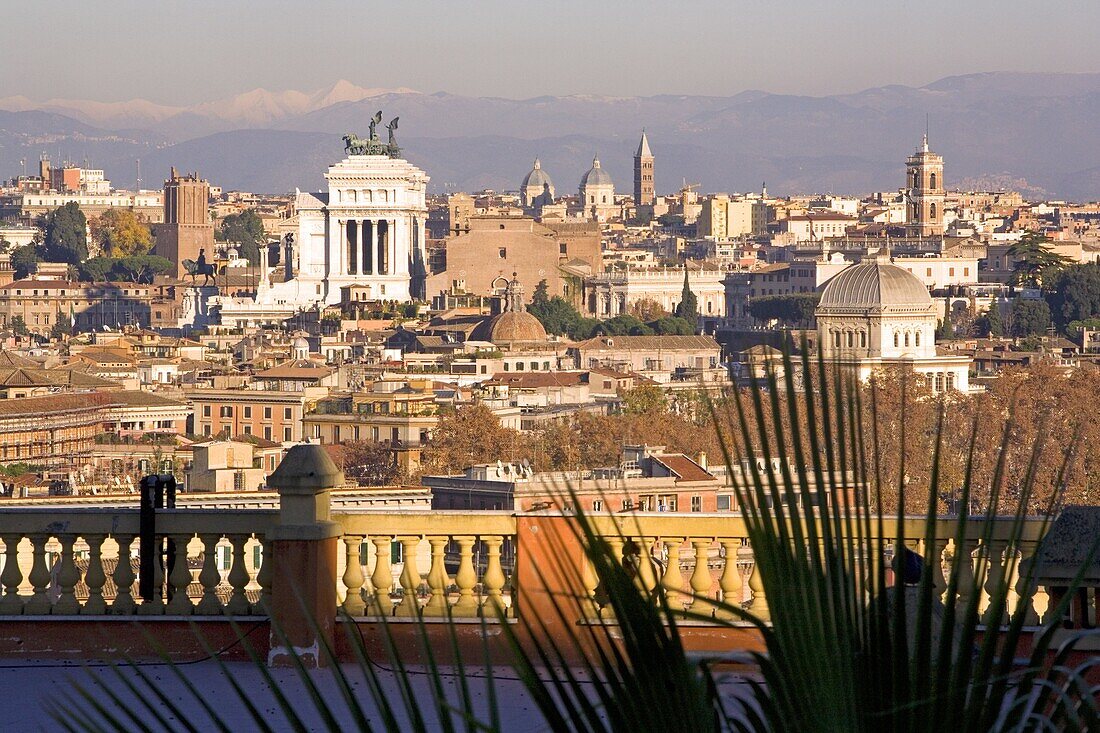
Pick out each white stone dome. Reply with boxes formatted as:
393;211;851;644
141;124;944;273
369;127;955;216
818;260;932;312
521;158;554;192
580;156;613;188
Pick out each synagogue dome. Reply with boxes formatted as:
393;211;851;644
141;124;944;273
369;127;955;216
818;260;932;312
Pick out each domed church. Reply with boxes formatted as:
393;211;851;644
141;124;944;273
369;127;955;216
521;158;555;209
470;274;548;347
816;257;973;393
579;156;616;221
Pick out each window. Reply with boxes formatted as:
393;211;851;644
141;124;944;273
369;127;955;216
559;243;567;255
283;427;292;441
202;405;211;418
592;499;603;512
390;541;403;565
690;496;701;512
264;426;272;441
926;268;932;277
220;406;233;418
860;331;867;348
621;499;634;511
915;331;921;347
904;332;910;347
717;495;732;511
930;173;937;189
264;407;272;420
243;406;252;419
846;332;853;348
498;248;507;259
894;332;899;348
216;545;232;573
284;408;292;420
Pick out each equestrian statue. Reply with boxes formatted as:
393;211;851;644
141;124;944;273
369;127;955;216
182;248;216;287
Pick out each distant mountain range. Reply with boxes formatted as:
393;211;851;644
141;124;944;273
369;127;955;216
1;73;1098;200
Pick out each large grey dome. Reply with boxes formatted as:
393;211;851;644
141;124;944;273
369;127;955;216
580;156;612;188
521;158;554;192
818;260;932;311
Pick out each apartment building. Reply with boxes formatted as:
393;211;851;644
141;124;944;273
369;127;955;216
187;386;327;442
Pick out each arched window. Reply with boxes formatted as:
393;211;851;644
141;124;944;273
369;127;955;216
860;331;867;348
914;331;921;347
847;331;854;348
893;332;899;348
930;203;937;219
930;173;937;189
834;331;841;348
904;332;910;348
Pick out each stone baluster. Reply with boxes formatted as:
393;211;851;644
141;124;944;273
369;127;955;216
370;536;394;615
954;537;979;617
0;535;25;615
451;536;479;617
195;534;223;615
979;539;1007;624
928;537;950;605
341;535;366;616
423;537;451;617
660;538;686;612
81;534;108;615
634;537;660;600
599;536;625;619
715;539;742;620
745;543;770;622
482;535;506;615
1014;541;1041;625
580;547;600;618
24;534;52;615
252;537;273;615
53;535;82;615
166;534;194;615
689;538;715;618
111;535;137;614
224;535;252;615
395;535;422;618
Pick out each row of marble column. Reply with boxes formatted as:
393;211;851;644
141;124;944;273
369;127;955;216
341;219;391;277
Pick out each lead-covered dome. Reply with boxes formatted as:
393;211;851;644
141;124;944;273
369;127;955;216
521;158;554;192
580;156;612;188
818;260;932;312
471;311;548;345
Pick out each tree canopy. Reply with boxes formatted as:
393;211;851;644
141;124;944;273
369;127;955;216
673;268;699;326
1045;261;1100;331
218;210;266;265
748;293;818;327
1006;232;1070;288
77;254;173;283
1009;298;1051;337
42;202;88;264
10;244;37;279
91;209;152;257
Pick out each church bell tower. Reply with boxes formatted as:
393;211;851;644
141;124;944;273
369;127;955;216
905;133;945;237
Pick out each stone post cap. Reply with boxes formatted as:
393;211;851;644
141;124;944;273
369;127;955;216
268;443;344;495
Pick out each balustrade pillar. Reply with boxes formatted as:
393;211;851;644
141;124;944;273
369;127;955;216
165;535;195;615
482;535;506;615
745;543;769;622
253;537;273;615
370;537;394;615
660;538;686;611
451;536;479;617
224;535;251;615
111;535;137;614
195;534;222;615
715;539;742;620
25;534;52;615
1014;541;1041;625
81;534;107;615
423;537;451;617
954;537;979;617
395;536;422;618
54;535;81;615
341;535;366;616
0;535;25;615
689;539;715;618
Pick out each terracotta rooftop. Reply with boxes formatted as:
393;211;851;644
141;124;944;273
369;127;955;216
652;453;715;483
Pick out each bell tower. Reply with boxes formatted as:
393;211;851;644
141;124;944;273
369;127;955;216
633;130;654;207
905;133;944;237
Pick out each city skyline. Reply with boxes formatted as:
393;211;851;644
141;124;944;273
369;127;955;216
4;1;1099;103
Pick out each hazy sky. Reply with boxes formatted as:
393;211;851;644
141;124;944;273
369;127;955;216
5;0;1099;103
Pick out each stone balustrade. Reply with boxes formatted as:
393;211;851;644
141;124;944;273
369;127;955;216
0;508;276;617
0;506;1059;627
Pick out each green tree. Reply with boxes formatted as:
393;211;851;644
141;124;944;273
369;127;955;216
1006;232;1070;288
91;209;152;257
528;293;583;336
592;314;652;336
50;312;73;341
673;267;698;326
1009;298;1051;337
113;254;174;283
1045;261;1100;331
42;201;88;264
219;210;266;265
648;315;696;335
78;256;116;282
531;278;550;305
748;293;819;327
10;244;37;279
938;317;953;340
986;303;1004;337
10;315;28;336
620;383;668;414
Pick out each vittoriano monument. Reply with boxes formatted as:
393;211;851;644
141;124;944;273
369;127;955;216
343;111;401;158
